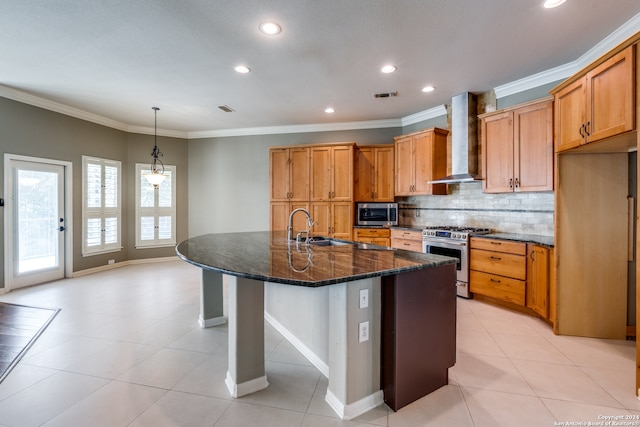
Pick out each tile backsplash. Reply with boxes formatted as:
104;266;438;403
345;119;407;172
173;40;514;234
397;181;554;236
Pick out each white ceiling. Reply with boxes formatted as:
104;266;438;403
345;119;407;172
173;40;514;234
1;0;640;138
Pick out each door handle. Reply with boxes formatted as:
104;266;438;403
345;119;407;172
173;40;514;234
579;124;585;138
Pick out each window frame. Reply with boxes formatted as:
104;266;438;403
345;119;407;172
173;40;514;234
81;156;122;256
135;163;177;249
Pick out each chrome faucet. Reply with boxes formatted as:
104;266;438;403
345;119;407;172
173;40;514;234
287;208;315;244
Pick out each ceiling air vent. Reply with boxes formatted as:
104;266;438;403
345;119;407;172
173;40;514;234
218;105;235;112
374;91;398;98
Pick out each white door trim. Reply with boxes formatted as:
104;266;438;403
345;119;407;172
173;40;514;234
3;154;73;292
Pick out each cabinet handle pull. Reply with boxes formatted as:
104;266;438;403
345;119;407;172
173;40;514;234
509;178;513;188
514;178;519;188
585;121;591;136
530;251;535;261
490;256;502;260
490;278;501;283
490;241;502;245
579;124;585;138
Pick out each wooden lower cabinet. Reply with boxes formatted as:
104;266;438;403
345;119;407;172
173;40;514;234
270;201;310;232
390;228;423;252
310;202;353;240
469;238;526;306
353;227;391;246
526;244;550;318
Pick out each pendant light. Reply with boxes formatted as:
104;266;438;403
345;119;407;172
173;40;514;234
143;106;167;188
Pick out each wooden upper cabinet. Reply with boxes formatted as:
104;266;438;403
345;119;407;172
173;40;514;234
354;145;394;201
514;100;554;192
553;45;635;152
311;144;354;201
481;111;514;193
270;147;310;201
394;135;414;196
480;98;553;193
394;128;448;196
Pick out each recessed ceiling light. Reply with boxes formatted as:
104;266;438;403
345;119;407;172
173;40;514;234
422;85;435;93
234;65;250;74
543;0;566;8
259;22;282;35
381;65;397;74
325;107;335;114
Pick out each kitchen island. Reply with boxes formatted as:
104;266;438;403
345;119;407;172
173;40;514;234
176;231;457;419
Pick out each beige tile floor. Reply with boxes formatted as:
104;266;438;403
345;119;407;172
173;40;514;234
0;260;638;426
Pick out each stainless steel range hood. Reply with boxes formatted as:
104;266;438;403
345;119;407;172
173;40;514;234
429;92;481;184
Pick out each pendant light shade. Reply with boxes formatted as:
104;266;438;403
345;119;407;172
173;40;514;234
143;107;167;188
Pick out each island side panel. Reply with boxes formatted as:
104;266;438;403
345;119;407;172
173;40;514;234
200;269;226;328
381;264;457;411
224;275;269;397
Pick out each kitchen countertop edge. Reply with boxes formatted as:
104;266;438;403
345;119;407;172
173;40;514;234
473;232;554;247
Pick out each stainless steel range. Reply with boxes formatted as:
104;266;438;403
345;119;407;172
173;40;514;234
422;226;491;298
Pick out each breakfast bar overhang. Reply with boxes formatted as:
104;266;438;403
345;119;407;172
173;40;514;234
176;231;458;420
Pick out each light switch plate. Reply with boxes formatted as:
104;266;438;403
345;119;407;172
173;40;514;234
359;289;369;309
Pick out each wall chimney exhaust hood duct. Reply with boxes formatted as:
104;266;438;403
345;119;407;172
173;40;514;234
429;92;481;184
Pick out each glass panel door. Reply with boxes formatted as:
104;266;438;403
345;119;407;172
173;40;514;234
10;160;65;288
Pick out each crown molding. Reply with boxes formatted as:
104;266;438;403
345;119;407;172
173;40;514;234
0;84;131;132
495;11;640;99
400;104;447;127
127;125;188;139
187;118;402;139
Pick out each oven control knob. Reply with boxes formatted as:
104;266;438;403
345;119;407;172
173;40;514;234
462;234;467;240
452;233;458;239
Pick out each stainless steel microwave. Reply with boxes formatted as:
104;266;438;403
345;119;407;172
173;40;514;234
356;203;398;226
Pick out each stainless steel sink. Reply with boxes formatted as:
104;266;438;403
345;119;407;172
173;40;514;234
307;237;354;246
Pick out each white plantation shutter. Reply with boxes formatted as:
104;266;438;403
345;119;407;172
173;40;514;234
135;164;176;248
82;156;122;255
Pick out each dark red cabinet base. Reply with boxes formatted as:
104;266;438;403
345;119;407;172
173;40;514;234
381;264;457;411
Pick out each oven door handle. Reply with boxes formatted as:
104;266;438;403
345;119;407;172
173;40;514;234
422;238;467;248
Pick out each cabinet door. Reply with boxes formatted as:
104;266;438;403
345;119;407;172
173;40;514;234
586;46;635;143
311;202;331;237
514;101;553;192
331;145;353;201
554;77;586;152
270;149;290;200
482;112;514;193
413;131;434;194
355;147;374;201
289;147;310;201
526;245;549;318
310;147;332;201
394;136;414;196
271;202;309;232
374;146;395;201
332;202;353;240
270;201;290;231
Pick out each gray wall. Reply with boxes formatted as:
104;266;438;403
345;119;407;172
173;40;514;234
0;97;188;288
187;128;401;237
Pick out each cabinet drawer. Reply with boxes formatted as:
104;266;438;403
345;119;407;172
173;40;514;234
355;228;391;238
470;237;526;255
469;270;525;306
391;238;422;252
470;249;526;280
390;229;422;240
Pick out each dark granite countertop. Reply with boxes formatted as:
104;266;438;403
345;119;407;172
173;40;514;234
473;232;554;247
176;231;457;287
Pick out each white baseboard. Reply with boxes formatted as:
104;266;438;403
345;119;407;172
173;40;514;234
264;311;330;378
71;256;179;277
225;371;269;398
325;389;384;420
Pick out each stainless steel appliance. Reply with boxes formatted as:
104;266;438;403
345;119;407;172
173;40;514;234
356;203;398;226
422;226;491;298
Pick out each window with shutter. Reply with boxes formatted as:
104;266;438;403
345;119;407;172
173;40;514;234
135;164;176;248
82;156;122;255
